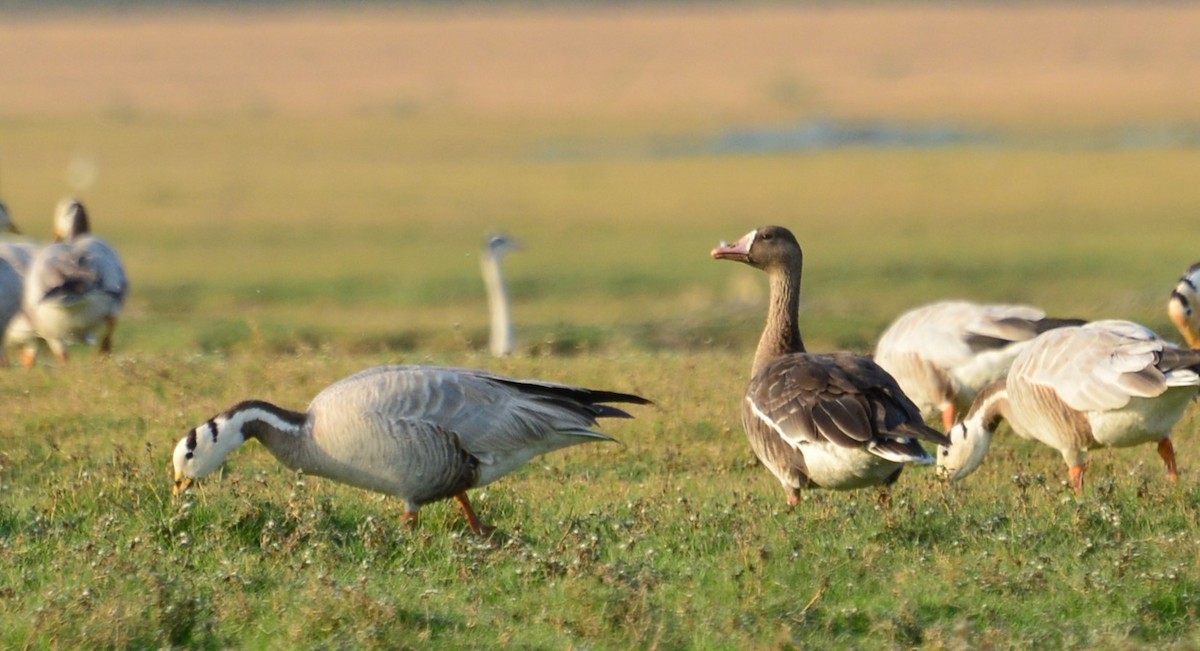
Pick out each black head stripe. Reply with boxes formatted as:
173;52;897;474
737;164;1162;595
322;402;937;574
207;419;219;443
185;428;198;452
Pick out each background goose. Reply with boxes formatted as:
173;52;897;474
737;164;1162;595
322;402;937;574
711;225;948;502
937;320;1200;492
17;198;128;366
1168;262;1200;348
874;300;1086;429
481;233;521;357
173;364;650;536
0;257;20;366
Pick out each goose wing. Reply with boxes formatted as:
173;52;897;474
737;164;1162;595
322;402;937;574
747;352;948;458
311;365;648;456
76;236;128;306
25;242;100;306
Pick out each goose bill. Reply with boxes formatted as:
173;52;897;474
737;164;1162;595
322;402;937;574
710;230;756;261
173;475;194;496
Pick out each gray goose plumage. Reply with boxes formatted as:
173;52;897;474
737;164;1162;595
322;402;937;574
17;198;128;366
711;225;948;502
873;300;1085;430
173;365;650;536
0;201;38;364
937;320;1200;493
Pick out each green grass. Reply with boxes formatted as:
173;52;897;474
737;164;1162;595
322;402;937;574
5;111;1200;648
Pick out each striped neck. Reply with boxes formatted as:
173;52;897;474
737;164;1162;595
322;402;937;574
963;380;1010;432
222;400;310;470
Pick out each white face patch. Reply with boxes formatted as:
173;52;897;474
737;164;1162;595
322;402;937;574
936;421;991;482
173;416;244;481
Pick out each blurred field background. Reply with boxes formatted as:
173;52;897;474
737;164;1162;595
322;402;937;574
4;3;1200;648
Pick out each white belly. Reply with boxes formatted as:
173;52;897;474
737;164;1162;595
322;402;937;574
1085;389;1194;449
802;442;901;490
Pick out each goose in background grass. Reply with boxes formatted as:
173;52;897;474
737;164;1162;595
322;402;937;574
0;256;20;366
0;200;37;274
482;233;521;357
710;225;948;502
874;300;1086;430
14;198;128;366
937;320;1200;493
173;365;650;537
1168;262;1200;348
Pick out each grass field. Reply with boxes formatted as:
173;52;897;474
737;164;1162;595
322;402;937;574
4;4;1200;649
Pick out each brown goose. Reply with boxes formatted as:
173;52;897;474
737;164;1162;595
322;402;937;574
173;365;650;536
711;225;948;502
874;300;1085;430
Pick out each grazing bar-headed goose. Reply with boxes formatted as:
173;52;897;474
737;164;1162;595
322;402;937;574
937;320;1200;493
482;233;521;357
711;225;948;502
17;198;128;366
173;365;650;537
874;301;1085;430
1168;262;1200;348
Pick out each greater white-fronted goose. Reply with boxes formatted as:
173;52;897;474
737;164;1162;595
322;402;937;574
937;320;1200;493
874;300;1085;430
1168;262;1200;348
711;225;948;502
173;365;650;537
481;233;521;357
17;198;128;366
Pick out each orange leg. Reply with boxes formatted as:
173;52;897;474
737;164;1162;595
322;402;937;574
1068;464;1086;494
20;346;37;369
786;493;800;507
940;405;957;432
401;510;419;529
455;493;495;537
1158;438;1179;482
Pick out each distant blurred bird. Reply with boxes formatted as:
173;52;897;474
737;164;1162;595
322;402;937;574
874;301;1085;429
481;233;521;357
0;257;21;366
938;320;1200;493
1168;262;1200;348
15;198;128;366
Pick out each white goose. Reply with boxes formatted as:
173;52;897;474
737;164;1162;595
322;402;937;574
17;198;128;366
711;225;948;502
481;233;521;357
1168;262;1200;348
173;365;650;537
937;320;1200;493
874;300;1085;429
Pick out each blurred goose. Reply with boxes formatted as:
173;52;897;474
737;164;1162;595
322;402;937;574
937;320;1200;493
711;226;948;502
1168;262;1200;348
173;365;650;536
17;198;128;365
481;233;521;357
874;301;1085;430
0;258;20;366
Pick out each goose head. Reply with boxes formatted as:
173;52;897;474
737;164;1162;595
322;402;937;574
936;420;994;482
172;414;249;495
936;380;1007;482
53;197;90;242
485;233;522;258
1168;262;1200;348
710;225;802;273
